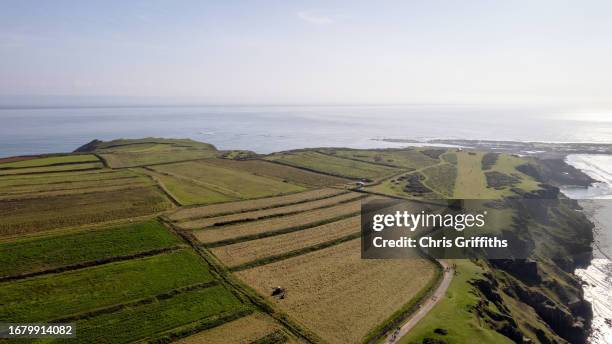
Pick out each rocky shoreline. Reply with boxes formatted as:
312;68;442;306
412;140;602;344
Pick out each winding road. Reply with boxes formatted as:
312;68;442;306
385;260;454;343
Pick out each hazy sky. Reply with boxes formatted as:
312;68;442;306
1;0;611;104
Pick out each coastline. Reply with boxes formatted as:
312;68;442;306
561;154;612;344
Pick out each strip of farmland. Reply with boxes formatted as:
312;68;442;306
0;249;213;322
0;154;99;169
0;169;134;184
265;151;400;180
69;285;249;343
180;191;363;229
211;215;360;268
236;239;437;344
0;219;180;278
204;158;351;187
169;187;347;221
0;178;154;199
151;160;305;199
0;162;103;176
0;186;173;237
193;199;364;245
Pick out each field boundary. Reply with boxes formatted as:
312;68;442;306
2;175;141;188
51;281;220;323
202;211;361;247
0;160;101;171
0;166;102;177
0;179;152;198
173;189;350;222
145;165;245;199
136;168;182;206
229;232;361;271
191;194;366;229
262;158;364;181
0;245;185;283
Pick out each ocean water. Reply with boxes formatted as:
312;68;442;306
1;104;612;157
562;155;612;344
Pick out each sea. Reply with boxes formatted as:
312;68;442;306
562;155;612;344
1;104;611;342
1;104;612;157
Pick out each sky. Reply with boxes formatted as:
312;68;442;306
1;0;611;105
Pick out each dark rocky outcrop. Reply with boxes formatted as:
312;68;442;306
481;152;500;170
517;160;594;187
400;173;432;194
421;149;446;160
485;171;520;189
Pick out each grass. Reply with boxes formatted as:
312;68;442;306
211;215;360;268
453;151;540;199
0;169;133;184
152;160;306;199
421;163;457;197
0;219;180;277
0;186;173;237
0;249;213;322
453;151;493;199
205;158;351;187
47;285;249;344
192;198;363;243
398;260;513;344
180;192;362;229
0;174;153;199
169;188;346;221
0;154;99;169
319;148;439;170
237;239;437;344
265;151;399;180
0;162;103;176
137;168;235;205
87;138;218;168
177;312;284;344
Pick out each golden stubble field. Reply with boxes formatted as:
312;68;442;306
169;188;346;221
236;239;437;344
193;199;363;243
211;215;360;268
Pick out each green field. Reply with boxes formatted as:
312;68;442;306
205;158;350;187
0;176;153;199
318;148;440;169
0;186;173;237
454;151;540;199
61;285;248;344
0;162;103;176
0;169;133;185
88;138;218;168
265;151;400;180
0;249;212;322
137;168;236;205
152;160;306;199
0;219;180;277
0;154;99;169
